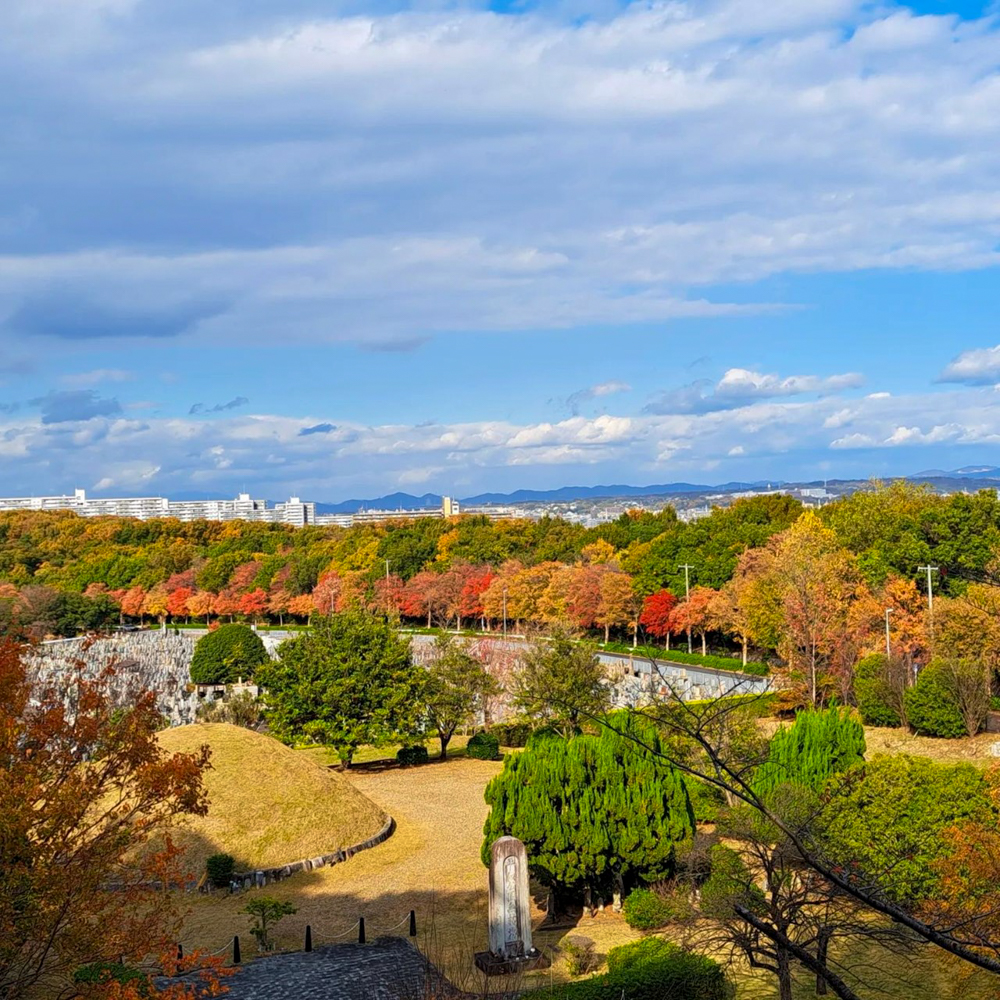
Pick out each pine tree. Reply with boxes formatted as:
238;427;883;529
482;712;694;902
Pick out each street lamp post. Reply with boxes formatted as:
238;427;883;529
884;607;893;659
678;563;694;654
502;586;508;641
917;564;939;634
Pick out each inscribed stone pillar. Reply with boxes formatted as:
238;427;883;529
487;836;532;958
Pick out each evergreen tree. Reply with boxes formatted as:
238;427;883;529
482;712;694;903
257;610;425;765
189;623;269;684
753;706;865;799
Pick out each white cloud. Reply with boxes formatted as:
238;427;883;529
61;368;135;387
939;344;1000;385
646;367;863;414
0;2;999;344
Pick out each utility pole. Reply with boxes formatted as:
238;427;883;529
502;586;508;641
678;564;694;654
884;607;893;659
917;565;939;634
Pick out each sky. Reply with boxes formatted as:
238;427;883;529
2;0;1000;501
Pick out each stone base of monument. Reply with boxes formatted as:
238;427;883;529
474;948;549;976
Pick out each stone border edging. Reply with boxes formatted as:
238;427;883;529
224;815;396;891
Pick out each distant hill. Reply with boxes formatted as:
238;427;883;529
316;492;444;514
462;482;777;505
908;466;1000;481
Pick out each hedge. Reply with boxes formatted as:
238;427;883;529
602;642;768;677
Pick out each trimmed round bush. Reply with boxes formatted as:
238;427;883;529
490;720;535;747
206;852;236;888
397;744;430;766
190;623;269;685
854;654;901;728
467;731;501;760
904;661;965;739
623;888;671;930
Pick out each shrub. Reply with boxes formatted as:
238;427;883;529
853;654;901;727
904;661;966;738
531;937;730;1000
190;624;269;685
396;744;430;766
467;731;501;760
623;888;671;930
753;706;866;798
602;641;768;677
687;778;726;824
74;962;150;994
490;720;535;747
562;935;600;976
206;852;236;888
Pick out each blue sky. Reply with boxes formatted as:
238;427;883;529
2;0;1000;501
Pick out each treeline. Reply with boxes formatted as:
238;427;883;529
3;484;1000;704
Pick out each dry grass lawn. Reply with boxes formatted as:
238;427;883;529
157;723;387;872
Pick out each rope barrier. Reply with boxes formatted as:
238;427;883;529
320;919;361;942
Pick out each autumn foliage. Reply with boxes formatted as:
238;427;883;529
0;641;225;999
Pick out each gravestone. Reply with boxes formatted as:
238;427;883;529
475;836;546;975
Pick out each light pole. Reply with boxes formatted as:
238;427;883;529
884;607;893;659
678;563;694;654
502;586;508;641
917;564;939;634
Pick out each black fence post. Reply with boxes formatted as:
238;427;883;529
409;910;417;937
177;943;184;962
358;917;366;945
233;935;241;964
305;925;313;952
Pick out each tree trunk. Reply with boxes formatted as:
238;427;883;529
741;636;748;665
439;732;451;759
777;950;794;1000
815;925;831;995
456;614;462;631
427;608;432;628
701;632;707;656
604;623;610;643
665;631;670;651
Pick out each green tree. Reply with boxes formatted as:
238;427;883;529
258;610;425;766
852;653;902;727
903;660;967;738
821;754;994;904
242;896;297;952
189;623;269;685
482;713;694;907
423;636;499;758
753;707;866;800
513;632;610;736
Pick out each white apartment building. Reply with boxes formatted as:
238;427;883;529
0;489;316;526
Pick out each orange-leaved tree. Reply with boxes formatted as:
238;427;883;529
0;641;224;999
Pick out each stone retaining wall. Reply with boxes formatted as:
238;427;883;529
223;816;396;892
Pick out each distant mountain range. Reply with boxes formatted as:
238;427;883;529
168;467;1000;513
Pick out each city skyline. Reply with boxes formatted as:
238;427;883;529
2;0;1000;498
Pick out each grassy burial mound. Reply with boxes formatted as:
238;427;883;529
157;723;388;873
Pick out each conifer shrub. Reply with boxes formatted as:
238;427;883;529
396;744;430;766
753;706;865;799
904;661;966;738
853;654;901;727
622;888;671;930
467;731;501;760
190;624;269;685
483;712;694;897
206;852;236;888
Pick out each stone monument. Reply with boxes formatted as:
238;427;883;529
475;836;546;975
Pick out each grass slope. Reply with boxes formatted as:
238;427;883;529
158;723;387;872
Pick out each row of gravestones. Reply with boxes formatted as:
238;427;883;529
27;631;202;725
213;816;397;895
